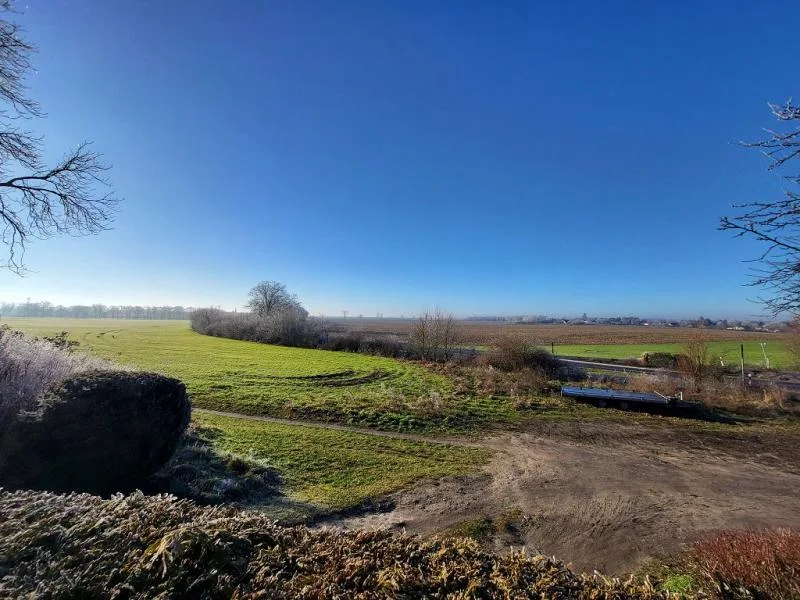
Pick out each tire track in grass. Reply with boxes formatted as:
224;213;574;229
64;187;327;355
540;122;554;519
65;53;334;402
193;408;484;448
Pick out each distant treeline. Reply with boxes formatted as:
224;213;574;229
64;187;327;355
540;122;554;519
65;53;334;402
0;302;194;320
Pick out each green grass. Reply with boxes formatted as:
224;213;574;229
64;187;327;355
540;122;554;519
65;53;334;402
7;318;790;435
660;573;695;595
551;340;794;369
4;318;520;432
194;411;489;509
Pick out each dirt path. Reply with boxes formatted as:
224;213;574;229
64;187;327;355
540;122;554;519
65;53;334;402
325;421;800;575
197;408;800;575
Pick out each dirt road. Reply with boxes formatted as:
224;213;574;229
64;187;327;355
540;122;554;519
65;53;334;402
329;421;800;574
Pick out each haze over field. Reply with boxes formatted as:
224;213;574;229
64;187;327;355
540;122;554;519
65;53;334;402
0;1;798;319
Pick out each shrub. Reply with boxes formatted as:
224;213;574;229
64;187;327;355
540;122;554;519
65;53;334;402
322;332;364;352
692;528;800;599
485;334;562;376
409;308;461;362
0;326;117;434
0;370;191;494
322;333;407;358
358;335;406;358
641;352;680;369
190;307;322;348
0;489;669;599
676;337;724;391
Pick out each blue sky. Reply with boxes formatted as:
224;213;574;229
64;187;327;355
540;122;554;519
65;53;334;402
0;1;798;318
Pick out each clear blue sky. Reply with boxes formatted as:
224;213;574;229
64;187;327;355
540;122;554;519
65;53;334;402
0;0;797;319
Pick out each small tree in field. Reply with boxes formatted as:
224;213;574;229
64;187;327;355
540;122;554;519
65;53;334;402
409;308;460;362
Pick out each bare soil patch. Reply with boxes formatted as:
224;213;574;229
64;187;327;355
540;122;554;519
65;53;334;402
330;422;800;575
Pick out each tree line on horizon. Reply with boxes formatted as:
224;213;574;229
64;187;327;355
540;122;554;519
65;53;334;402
0;302;193;320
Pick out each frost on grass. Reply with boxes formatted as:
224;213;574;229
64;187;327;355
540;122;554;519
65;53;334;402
0;326;119;428
0;489;668;599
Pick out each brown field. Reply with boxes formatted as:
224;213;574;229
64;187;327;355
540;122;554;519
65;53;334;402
329;318;784;346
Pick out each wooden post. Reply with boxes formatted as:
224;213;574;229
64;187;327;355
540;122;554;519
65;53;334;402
741;344;745;385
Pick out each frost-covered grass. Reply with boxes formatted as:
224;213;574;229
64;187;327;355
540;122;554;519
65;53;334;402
0;326;117;430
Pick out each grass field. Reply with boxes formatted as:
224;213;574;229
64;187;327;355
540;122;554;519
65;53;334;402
552;341;794;369
4;318;521;432
195;411;488;509
5;318;491;509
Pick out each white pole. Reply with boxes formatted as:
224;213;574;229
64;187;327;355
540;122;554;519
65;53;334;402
760;342;770;369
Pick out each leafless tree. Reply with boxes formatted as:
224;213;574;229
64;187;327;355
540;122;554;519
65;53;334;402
720;100;800;315
0;4;117;272
409;308;461;361
246;280;302;317
676;334;722;391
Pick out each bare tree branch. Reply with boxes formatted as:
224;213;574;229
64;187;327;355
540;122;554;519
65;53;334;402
721;99;800;315
0;3;118;273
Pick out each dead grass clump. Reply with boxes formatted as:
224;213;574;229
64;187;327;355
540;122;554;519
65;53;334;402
623;373;683;396
0;489;670;599
700;381;796;416
691;528;800;599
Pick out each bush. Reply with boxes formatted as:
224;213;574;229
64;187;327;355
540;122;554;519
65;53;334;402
0;371;191;495
359;334;406;358
0;326;117;434
322;333;407;358
0;489;669;599
692;528;800;599
409;308;461;362
190;307;322;348
641;352;680;369
485;334;562;376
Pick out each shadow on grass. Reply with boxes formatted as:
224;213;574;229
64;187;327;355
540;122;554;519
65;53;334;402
566;396;744;424
144;425;320;519
144;425;400;524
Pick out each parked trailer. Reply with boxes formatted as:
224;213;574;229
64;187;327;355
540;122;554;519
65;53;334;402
561;386;683;410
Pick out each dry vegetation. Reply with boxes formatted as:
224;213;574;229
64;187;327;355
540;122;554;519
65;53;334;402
684;529;800;599
0;489;671;599
0;325;117;429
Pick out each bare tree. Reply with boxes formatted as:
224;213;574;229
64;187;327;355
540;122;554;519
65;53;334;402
720;100;800;315
0;5;117;272
409;308;460;361
676;337;710;390
246;280;302;317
